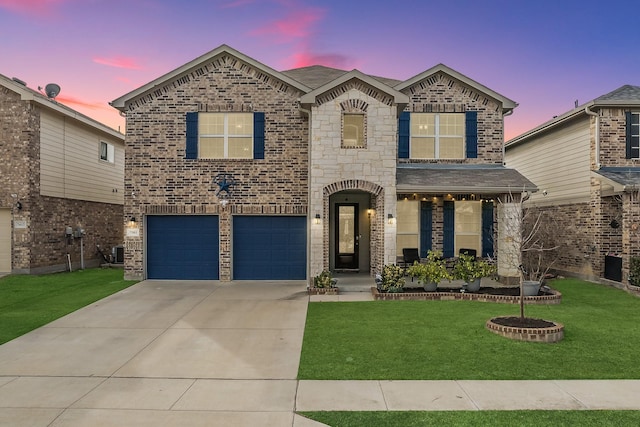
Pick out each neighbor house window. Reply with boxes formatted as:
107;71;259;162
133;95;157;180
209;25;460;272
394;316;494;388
454;201;481;255
410;113;465;159
396;200;419;255
628;112;640;159
100;141;115;163
198;113;253;159
342;113;365;147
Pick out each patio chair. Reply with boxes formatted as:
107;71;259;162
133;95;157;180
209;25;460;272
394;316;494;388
402;248;421;268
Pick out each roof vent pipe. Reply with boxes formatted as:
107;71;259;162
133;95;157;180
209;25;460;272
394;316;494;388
585;105;599;169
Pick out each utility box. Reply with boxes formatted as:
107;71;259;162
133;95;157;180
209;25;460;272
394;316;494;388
112;245;124;264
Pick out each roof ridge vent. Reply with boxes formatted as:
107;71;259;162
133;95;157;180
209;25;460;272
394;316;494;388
12;77;27;86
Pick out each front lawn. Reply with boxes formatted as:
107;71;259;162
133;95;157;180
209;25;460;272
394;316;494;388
0;268;138;345
301;410;640;427
299;278;640;380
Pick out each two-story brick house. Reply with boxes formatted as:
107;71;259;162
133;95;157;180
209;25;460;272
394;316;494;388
0;74;125;274
111;45;534;282
506;85;640;284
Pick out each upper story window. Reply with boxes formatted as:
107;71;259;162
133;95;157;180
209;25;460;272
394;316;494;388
342;113;365;147
398;111;477;160
199;113;253;159
186;112;264;160
100;141;115;163
411;113;464;159
627;112;640;159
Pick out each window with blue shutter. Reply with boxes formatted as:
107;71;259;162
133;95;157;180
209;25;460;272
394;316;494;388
443;201;455;258
398;111;410;159
482;201;494;258
420;201;433;258
185;112;198;159
186;112;264;159
465;111;478;158
626;111;639;159
253;112;265;159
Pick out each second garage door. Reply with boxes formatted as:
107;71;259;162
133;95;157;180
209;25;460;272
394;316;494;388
147;215;219;280
233;216;306;280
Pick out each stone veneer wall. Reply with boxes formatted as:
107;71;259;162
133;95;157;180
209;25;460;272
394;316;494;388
308;87;398;278
123;54;308;280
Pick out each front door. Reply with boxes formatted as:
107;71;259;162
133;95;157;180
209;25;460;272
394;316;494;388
335;203;359;269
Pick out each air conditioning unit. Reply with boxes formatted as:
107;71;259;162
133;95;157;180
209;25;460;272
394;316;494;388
112;245;124;264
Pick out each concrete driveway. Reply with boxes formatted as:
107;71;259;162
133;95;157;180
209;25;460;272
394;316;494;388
0;279;316;427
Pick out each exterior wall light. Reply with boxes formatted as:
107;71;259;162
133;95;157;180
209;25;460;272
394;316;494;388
388;213;395;225
128;217;136;227
314;213;321;225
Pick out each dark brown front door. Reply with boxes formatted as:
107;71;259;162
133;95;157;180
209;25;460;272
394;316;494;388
335;203;359;269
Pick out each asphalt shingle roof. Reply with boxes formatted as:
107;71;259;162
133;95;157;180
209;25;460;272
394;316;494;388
281;65;402;90
396;164;537;193
595;85;640;102
593;167;640;187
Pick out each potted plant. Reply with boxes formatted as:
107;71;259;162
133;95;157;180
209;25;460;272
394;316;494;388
453;253;496;292
311;270;338;294
407;250;451;291
376;264;405;293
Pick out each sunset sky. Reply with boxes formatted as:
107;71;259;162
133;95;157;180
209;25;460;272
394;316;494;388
1;0;638;140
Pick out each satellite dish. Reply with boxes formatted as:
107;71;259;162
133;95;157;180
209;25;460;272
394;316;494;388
44;83;60;99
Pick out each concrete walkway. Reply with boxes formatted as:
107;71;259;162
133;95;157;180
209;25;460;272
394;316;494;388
1;278;640;427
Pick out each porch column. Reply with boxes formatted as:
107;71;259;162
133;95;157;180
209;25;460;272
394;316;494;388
497;201;520;282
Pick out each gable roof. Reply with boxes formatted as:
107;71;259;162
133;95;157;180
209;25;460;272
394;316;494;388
395;63;518;114
110;44;312;111
506;84;640;148
0;74;123;140
299;69;409;106
281;65;402;89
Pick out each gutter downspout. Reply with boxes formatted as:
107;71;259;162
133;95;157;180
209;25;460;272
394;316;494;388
502;109;513;165
585;105;600;169
299;104;313;285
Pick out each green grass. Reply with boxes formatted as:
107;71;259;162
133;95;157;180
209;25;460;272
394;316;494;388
299;278;640;380
300;410;640;427
0;268;138;345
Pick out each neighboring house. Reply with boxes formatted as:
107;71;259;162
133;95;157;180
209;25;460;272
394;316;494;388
111;44;534;282
505;85;640;284
0;74;125;274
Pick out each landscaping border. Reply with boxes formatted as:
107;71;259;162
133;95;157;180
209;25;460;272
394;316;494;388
486;317;565;343
370;287;562;304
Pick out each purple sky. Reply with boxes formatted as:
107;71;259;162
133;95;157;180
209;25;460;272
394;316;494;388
1;0;638;140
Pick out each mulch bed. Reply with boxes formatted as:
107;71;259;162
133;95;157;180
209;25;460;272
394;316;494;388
489;316;556;328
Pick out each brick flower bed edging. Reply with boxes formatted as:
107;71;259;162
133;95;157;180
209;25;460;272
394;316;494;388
370;287;562;304
308;287;339;295
486;317;565;343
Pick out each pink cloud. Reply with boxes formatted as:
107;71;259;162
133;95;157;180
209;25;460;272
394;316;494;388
290;51;351;69
250;7;325;42
0;0;65;18
93;56;143;70
56;94;109;111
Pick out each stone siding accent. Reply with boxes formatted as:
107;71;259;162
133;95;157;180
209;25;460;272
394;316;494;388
400;72;505;165
123;54;308;280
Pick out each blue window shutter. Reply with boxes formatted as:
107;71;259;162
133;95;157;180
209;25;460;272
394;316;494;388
443;201;455;258
398;111;410;158
465;111;478;158
420;201;433;258
254;112;265;159
185;112;198;159
482;201;494;258
626;111;633;159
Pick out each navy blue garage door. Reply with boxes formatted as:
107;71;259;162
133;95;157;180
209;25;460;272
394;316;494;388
233;216;306;280
147;215;219;279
